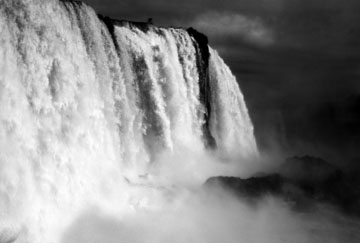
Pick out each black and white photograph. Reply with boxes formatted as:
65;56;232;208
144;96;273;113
1;0;360;242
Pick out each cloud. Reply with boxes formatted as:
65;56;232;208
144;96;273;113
191;12;274;47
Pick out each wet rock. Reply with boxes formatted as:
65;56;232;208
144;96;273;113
205;156;360;216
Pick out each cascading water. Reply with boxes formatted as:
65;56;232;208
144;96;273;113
0;0;258;242
208;49;258;158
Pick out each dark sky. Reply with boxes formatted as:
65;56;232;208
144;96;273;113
84;0;360;168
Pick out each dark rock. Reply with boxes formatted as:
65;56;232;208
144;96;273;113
99;15;151;33
205;156;360;216
187;28;216;148
206;174;285;198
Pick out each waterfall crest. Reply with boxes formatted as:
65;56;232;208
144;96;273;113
0;0;257;241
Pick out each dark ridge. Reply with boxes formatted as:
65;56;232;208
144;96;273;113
98;15;165;52
187;28;210;66
205;156;360;217
98;15;120;51
98;15;188;40
61;1;192;33
187;28;216;148
206;174;285;198
98;16;153;33
98;15;164;50
113;19;151;33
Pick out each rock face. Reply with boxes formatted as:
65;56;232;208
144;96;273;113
206;174;285;198
187;27;216;148
205;156;360;216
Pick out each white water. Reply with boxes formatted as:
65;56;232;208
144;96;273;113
209;49;258;158
0;0;260;242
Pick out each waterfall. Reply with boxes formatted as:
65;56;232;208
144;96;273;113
0;0;258;242
208;49;258;158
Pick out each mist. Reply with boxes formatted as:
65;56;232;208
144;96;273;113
60;152;360;243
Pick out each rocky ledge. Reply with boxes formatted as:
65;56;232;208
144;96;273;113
205;156;360;217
